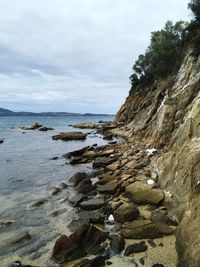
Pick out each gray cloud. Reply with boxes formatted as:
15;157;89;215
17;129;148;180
0;0;190;113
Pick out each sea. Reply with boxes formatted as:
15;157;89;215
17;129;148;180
0;115;115;266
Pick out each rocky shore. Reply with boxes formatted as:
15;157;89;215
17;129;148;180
9;121;177;267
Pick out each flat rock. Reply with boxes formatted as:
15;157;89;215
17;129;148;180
97;182;119;194
79;198;105;210
114;203;140;223
68;193;86;207
126;182;164;205
68;172;88;186
106;162;119;171
121;220;174;239
79;210;105;223
52;131;87;141
63;146;90;159
21;123;42;130
39;126;54;131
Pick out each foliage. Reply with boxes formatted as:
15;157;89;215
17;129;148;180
129;21;186;89
187;0;200;57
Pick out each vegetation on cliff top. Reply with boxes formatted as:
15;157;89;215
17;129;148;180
129;0;200;92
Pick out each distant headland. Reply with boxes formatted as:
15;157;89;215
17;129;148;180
0;108;114;117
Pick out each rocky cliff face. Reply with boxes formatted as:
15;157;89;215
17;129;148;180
115;52;200;267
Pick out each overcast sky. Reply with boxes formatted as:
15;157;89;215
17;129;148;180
0;0;190;113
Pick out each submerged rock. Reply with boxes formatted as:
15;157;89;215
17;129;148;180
52;131;87;141
21;123;42;130
38;126;54;131
0;138;4;144
125;181;164;205
9;231;32;245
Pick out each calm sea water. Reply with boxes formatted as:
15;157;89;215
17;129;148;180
0;115;114;266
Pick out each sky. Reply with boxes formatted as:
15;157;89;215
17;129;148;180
0;0;191;114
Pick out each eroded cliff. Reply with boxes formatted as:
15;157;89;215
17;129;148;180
115;52;200;267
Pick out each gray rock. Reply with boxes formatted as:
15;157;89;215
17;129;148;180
109;234;125;254
68;172;88;187
68;194;86;207
79;198;105;210
124;241;147;256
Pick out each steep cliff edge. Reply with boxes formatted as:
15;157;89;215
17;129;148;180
115;52;200;267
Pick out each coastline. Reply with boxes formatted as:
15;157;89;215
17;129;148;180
1;120;177;267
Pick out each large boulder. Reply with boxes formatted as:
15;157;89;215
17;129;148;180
121;220;174;239
76;178;93;194
125;182;164;205
52;131;87;141
114;203;140;223
52;222;107;264
68;172;88;186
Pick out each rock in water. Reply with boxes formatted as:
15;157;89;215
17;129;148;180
52;132;87;141
125;181;164;205
21;123;42;130
68;172;88;186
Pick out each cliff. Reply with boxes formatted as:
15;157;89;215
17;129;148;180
115;52;200;267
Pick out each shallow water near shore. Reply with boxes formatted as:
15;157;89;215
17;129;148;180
0;115;114;266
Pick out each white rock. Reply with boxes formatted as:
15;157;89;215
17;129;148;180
108;214;114;221
146;148;157;156
151;171;158;179
147;179;155;185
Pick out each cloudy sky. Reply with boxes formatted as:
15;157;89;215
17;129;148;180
0;0;190;113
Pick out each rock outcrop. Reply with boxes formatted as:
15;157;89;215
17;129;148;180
114;52;200;267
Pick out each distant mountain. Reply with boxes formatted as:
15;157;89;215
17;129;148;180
0;108;114;117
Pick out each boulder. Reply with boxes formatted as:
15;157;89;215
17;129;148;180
51;235;86;264
97;182;119;194
109;234;125;254
124;241;147;255
52;222;107;264
76;178;93;194
21;123;42;130
125;182;164;205
79;211;105;223
121;220;174;239
47;187;61;196
114;203;140;223
63;146;90;159
93;157;116;168
68;172;88;186
79;198;105;210
68;194;86;207
52;132;87;141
